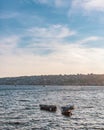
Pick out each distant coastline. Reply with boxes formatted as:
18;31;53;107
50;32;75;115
0;74;104;86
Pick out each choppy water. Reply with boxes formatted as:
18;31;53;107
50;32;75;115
0;85;104;130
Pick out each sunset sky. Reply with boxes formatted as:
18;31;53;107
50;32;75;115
0;0;104;77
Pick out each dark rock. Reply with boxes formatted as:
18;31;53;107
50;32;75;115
61;110;72;116
61;104;75;116
39;104;57;112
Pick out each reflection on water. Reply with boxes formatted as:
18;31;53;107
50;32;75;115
0;85;104;130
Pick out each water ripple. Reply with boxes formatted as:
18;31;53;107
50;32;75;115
0;85;104;130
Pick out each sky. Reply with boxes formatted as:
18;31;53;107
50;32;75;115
0;0;104;77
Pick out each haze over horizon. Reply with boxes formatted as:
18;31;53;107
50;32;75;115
0;0;104;77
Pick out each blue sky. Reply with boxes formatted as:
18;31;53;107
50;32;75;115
0;0;104;77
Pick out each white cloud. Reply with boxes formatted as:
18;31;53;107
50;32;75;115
76;36;101;45
28;24;76;39
82;0;104;12
0;24;102;57
0;24;76;56
24;0;104;13
72;0;104;13
23;24;76;55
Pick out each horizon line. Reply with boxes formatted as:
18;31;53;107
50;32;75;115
0;73;104;78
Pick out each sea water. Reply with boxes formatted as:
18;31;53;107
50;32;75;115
0;85;104;130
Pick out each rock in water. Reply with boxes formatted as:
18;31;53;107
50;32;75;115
39;104;57;112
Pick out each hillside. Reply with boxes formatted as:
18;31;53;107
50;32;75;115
0;74;104;85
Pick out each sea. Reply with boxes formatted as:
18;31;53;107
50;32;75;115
0;85;104;130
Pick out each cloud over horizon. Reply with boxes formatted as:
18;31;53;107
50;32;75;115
0;0;104;77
